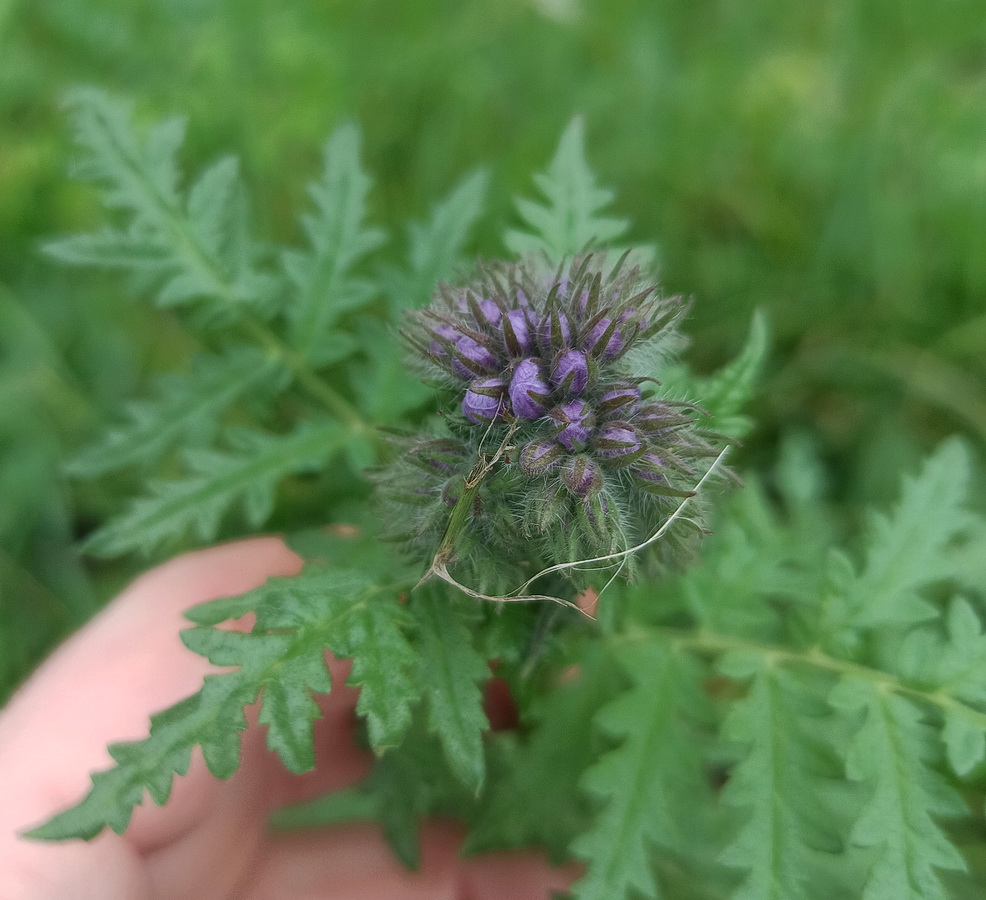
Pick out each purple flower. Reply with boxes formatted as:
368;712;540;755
475;297;502;327
502;308;533;357
593;422;642;460
451;335;500;378
561;455;603;498
598;383;641;417
427;322;460;358
462;378;507;423
537;309;572;354
551;350;589;396
583;317;624;359
518;440;565;477
509;359;551;419
551;399;595;450
633;403;690;435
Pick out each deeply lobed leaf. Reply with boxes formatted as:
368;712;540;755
83;419;351;557
505;118;630;261
830;678;968;900
569;643;713;900
28;566;378;840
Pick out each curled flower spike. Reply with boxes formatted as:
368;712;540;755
387;252;725;591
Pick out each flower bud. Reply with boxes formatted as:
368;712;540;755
537;309;572;354
634;452;667;483
598;382;641;417
451;335;500;378
405;438;466;475
427;322;460;358
472;296;502;327
502;308;533;357
561;455;603;497
518;440;565;477
462;378;507;423
509;359;551;419
633;403;693;435
551;399;595;450
583;317;624;359
593;422;642;460
551;350;589;396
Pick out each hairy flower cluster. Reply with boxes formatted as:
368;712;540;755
382;254;721;586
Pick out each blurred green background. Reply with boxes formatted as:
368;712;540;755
2;0;985;699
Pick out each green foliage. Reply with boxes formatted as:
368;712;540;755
283;122;386;363
411;588;491;793
83;420;350;557
717;660;847;900
20;89;986;900
506;117;632;262
28;565;383;839
569;644;714;900
830;680;968;900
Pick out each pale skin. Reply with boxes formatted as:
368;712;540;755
0;537;577;900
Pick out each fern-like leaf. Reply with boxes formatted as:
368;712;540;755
820;438;975;643
330;591;420;752
830;678;968;900
282;122;386;364
718;656;845;900
27;566;377;841
897;597;986;776
47;88;276;320
83;419;350;557
466;646;619;862
381;169;489;316
570;643;710;900
505;118;630;261
67;346;281;476
412;588;490;793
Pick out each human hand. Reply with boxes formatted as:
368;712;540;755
0;538;576;899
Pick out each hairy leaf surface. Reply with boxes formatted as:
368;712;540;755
718;659;845;900
283;122;385;363
820;439;974;644
830;678;968;900
570;643;711;900
67;346;280;476
84;419;349;556
412;589;490;793
28;566;377;840
49;88;277;321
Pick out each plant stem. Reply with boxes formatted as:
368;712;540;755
647;625;986;731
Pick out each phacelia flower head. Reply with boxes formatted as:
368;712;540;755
389;252;724;589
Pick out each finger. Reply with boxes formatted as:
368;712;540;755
238;821;578;900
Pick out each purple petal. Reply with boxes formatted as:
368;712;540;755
475;297;502;327
502;308;533;357
598;383;641;417
509;359;550;419
462;377;507;423
551;350;589;396
451;335;500;378
537;309;572;354
583;317;624;359
634;452;667;483
594;422;642;459
427;322;460;357
551;399;595;450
